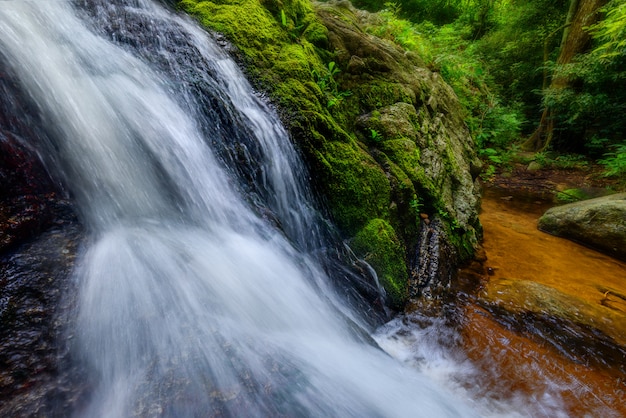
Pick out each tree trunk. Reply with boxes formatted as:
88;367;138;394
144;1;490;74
523;0;606;151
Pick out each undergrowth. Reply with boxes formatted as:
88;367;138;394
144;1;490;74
365;3;525;172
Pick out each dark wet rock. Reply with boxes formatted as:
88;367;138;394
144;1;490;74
0;132;62;253
408;217;457;303
1;55;71;254
538;193;626;261
0;222;86;417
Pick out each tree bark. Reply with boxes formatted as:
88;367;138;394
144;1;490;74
523;0;606;151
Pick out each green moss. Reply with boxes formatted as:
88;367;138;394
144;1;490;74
317;141;391;235
379;138;420;175
351;219;408;309
302;21;329;48
272;80;323;113
180;0;285;66
350;81;415;113
261;0;312;21
373;149;419;239
273;44;315;82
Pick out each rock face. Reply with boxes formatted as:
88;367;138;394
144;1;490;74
0;45;85;416
180;0;482;307
538;193;626;261
0;60;73;254
0;224;84;417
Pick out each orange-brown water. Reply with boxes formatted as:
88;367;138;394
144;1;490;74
480;189;626;312
459;188;626;417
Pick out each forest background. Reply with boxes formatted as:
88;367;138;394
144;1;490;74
354;0;625;182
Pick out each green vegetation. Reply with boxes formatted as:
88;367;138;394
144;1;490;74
357;0;625;180
177;0;624;308
555;188;591;203
178;0;484;307
351;219;409;309
362;3;526;167
600;144;626;178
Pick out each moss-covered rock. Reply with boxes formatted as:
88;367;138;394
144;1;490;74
316;140;391;234
180;0;286;68
351;219;408;309
178;0;482;307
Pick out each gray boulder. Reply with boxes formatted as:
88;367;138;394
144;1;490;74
538;193;626;260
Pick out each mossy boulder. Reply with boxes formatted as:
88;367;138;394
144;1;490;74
178;0;482;307
539;193;626;261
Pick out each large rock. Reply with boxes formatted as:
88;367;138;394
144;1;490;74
538;193;626;261
180;0;482;307
0;60;71;253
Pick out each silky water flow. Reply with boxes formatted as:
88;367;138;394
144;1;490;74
0;1;483;416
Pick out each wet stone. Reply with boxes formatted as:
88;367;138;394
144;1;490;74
0;222;86;417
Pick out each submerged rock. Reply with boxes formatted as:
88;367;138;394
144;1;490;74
538;193;626;261
478;278;626;374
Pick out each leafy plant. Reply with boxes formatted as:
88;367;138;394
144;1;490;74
311;62;351;108
555;188;590;203
279;9;304;40
479;147;505;164
369;128;383;143
531;151;589;170
600;143;626;177
409;195;423;213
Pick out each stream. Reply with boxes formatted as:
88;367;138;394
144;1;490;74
375;187;626;417
464;188;626;416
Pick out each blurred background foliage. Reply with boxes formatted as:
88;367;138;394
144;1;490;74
352;0;625;179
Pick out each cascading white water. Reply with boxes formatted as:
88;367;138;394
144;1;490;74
0;1;481;416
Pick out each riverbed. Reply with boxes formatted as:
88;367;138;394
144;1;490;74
460;187;626;417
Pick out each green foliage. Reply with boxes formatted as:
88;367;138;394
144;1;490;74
369;128;382;143
531;151;589;170
555;188;590;203
367;4;432;59
353;0;463;25
409;194;423;213
468;99;525;149
311;61;351;108
479;147;505;164
588;0;626;64
477;146;511;180
538;72;624;152
470;0;567;130
540;0;626;152
599;143;626;178
365;0;624;161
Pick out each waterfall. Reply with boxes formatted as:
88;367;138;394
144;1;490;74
0;1;479;416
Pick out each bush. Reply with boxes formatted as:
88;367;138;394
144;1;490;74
600;143;626;178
